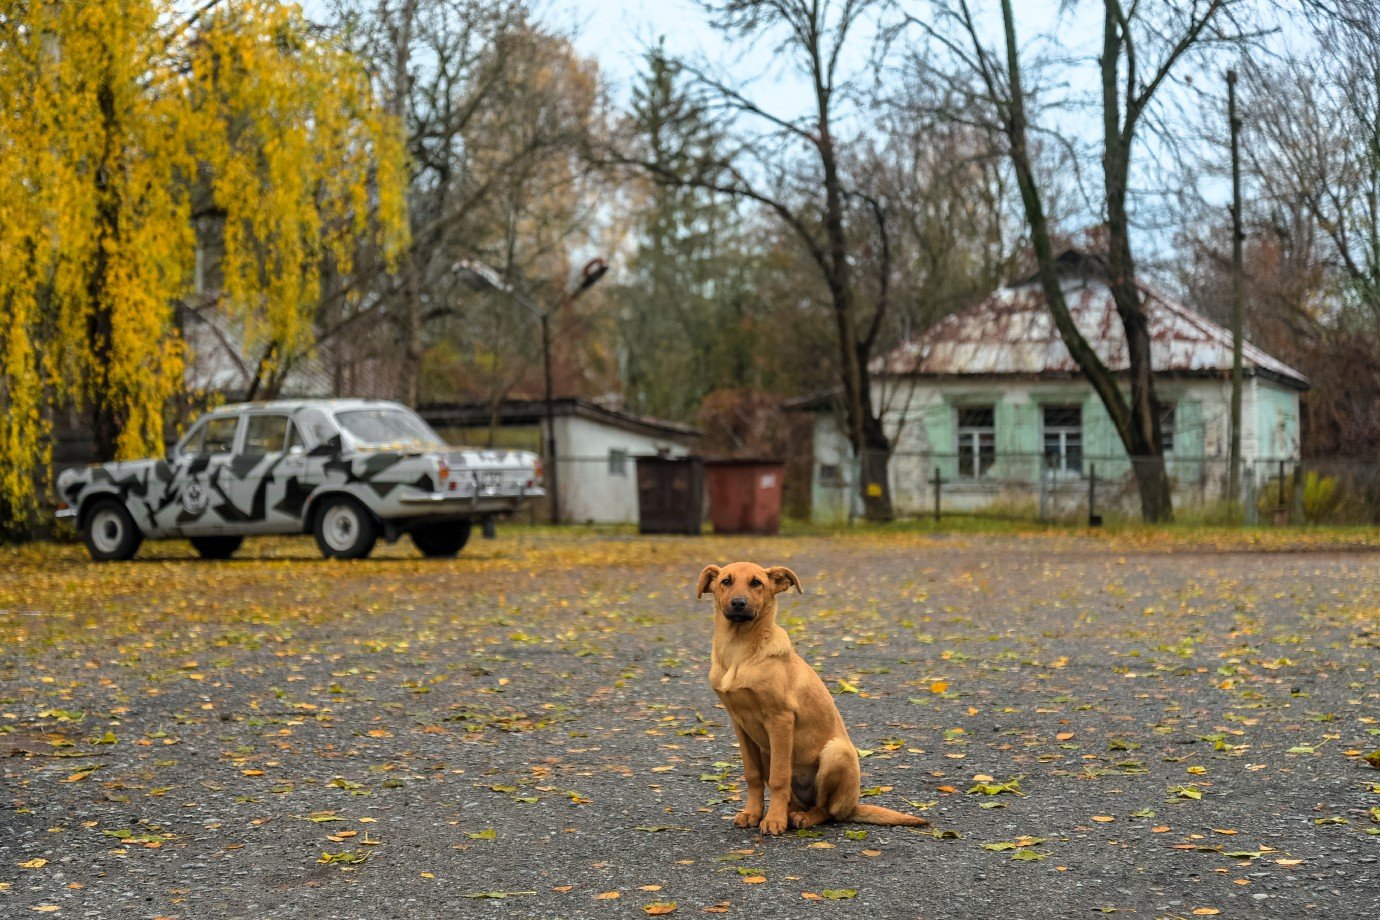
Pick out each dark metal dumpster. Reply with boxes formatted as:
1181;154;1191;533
635;455;705;534
704;459;786;535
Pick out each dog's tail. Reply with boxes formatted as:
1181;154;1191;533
848;804;928;827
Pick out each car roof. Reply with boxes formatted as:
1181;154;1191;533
202;399;411;417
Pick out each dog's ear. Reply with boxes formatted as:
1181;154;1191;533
766;566;802;595
696;565;722;599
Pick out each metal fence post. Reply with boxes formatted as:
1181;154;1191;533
1243;463;1258;525
1038;463;1049;523
1088;462;1102;527
1292;462;1305;525
932;467;942;522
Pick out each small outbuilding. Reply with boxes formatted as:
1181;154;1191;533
420;398;700;524
810;250;1309;519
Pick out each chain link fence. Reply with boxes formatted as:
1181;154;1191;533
812;452;1380;526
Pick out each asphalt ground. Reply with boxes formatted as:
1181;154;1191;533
1;530;1377;919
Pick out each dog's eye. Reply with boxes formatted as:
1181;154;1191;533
749;578;762;588
721;577;732;586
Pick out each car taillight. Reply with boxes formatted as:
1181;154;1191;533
437;459;450;484
532;458;544;484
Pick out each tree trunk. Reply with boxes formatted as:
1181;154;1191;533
1100;6;1171;522
88;76;121;462
815;73;892;521
989;0;1173;523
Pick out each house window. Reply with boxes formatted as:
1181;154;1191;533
819;464;844;487
956;406;996;479
608;448;628;476
1042;405;1083;475
1160;403;1176;453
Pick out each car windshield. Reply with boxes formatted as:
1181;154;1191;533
334;408;445;450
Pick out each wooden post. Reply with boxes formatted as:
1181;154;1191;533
932;467;942;522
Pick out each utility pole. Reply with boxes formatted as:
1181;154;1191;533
455;258;608;526
1227;69;1244;514
540;310;559;525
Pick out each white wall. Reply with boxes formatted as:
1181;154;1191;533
552;416;692;524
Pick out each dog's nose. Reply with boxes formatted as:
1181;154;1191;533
730;596;748;612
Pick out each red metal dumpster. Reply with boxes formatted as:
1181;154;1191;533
704;459;786;535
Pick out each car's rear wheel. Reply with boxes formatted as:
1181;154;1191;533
82;499;142;562
313;496;377;560
410;521;473;558
189;535;243;560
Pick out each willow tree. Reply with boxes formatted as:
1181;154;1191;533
0;0;406;533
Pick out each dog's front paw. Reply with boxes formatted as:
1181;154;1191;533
733;809;762;828
758;813;788;836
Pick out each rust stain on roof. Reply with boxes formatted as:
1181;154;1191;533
873;277;1309;389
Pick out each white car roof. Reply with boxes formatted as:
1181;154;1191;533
203;399;412;416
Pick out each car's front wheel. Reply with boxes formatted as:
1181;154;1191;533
189;536;243;560
313;496;378;560
410;521;473;558
82;499;143;562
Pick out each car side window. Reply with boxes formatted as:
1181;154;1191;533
178;421;207;457
294;409;339;451
283;422;300;453
201;416;239;455
242;415;291;457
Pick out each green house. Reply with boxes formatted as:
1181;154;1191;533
810;252;1308;519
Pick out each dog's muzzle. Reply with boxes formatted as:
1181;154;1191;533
725;597;753;623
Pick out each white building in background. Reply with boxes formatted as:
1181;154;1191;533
421;398;700;524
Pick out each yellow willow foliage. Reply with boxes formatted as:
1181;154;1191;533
189;0;408;378
0;0;406;531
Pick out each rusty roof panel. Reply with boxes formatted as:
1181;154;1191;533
873;278;1309;388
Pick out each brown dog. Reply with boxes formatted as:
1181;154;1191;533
697;561;926;835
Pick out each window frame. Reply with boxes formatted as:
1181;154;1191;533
1041;404;1084;477
608;448;629;477
955;405;996;480
1159;403;1176;454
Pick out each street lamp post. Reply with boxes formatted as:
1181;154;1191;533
456;257;608;524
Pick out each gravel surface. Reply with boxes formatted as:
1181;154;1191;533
1;531;1377;919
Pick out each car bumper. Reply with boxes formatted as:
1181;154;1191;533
398;488;544;508
55;505;78;520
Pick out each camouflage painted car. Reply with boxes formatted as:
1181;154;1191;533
55;399;543;561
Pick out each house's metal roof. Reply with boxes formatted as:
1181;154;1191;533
872;274;1309;391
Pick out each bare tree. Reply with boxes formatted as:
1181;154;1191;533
320;1;606;406
612;0;901;520
917;0;1246;521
